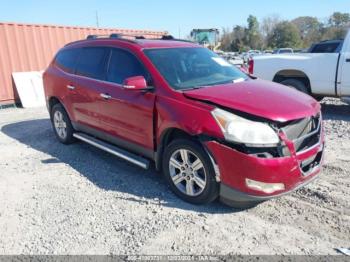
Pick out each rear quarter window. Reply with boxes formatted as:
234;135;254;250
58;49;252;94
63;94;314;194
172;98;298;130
55;48;80;73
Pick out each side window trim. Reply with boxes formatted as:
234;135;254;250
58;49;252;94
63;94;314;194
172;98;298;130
72;48;83;75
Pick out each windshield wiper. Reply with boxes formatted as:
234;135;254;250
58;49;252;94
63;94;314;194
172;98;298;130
181;86;204;91
181;78;248;91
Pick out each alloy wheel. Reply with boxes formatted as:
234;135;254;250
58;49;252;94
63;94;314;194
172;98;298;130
169;149;207;196
53;111;67;139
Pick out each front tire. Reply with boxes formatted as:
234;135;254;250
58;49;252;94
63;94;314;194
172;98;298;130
162;139;219;205
51;103;75;144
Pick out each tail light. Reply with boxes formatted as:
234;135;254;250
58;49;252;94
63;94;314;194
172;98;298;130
248;58;254;74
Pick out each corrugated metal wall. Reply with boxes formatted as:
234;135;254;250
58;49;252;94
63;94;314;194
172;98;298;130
0;22;167;105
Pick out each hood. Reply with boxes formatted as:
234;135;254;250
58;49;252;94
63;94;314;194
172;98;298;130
183;79;320;122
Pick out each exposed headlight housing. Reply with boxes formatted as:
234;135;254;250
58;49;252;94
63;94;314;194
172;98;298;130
211;108;279;146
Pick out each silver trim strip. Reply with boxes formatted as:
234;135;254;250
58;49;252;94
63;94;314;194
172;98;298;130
73;133;149;169
292;114;321;144
296;140;321;156
100;93;111;99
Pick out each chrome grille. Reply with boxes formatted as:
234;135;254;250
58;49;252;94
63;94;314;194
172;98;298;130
282;114;321;152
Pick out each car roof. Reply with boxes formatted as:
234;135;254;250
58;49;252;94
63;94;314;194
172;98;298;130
65;37;200;50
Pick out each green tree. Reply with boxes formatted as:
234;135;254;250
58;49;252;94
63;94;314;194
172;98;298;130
261;15;281;48
267;21;302;48
321;27;348;40
230;25;249;52
246;15;263;49
292;16;322;47
322;12;350;40
329;12;350;27
220;27;234;51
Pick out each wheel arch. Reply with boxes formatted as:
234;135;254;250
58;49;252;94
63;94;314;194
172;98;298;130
155;127;198;171
48;96;73;121
273;69;312;93
48;96;61;114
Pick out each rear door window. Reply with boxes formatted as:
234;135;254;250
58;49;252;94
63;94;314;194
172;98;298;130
311;43;341;53
55;48;80;73
106;48;149;85
75;47;109;80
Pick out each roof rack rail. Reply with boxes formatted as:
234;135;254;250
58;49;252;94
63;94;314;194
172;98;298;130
157;35;195;43
71;33;194;46
161;35;174;40
86;34;113;40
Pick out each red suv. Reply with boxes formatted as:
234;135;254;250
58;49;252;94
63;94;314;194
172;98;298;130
43;34;324;208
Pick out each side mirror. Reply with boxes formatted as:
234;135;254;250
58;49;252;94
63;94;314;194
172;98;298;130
122;76;152;90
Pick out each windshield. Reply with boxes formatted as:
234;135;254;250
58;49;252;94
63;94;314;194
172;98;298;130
144;47;248;90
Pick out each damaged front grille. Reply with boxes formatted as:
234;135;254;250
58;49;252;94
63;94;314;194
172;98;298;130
281;114;321;152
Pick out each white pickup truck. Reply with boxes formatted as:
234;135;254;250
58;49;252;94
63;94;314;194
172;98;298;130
250;29;350;102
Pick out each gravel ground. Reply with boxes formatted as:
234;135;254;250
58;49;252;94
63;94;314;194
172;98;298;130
0;98;349;255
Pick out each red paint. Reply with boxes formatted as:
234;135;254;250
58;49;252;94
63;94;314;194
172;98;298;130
205;129;324;196
44;37;324;201
184;79;320;122
123;76;148;89
248;58;254;74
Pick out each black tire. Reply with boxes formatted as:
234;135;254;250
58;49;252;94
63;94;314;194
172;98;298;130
162;139;219;205
51;103;75;144
280;79;309;94
313;95;324;102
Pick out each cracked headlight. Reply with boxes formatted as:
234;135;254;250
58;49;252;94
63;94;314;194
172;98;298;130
211;108;279;146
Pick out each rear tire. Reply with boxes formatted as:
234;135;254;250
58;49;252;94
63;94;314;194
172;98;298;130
280;79;309;94
162;139;219;205
51;103;75;144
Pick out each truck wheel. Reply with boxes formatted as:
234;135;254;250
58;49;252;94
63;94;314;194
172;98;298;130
280;79;309;94
51;103;75;144
313;95;324;102
162;139;219;205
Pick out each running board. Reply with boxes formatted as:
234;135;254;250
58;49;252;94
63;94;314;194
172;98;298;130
73;133;150;169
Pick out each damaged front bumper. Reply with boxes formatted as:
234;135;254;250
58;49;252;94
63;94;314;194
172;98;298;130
204;115;325;207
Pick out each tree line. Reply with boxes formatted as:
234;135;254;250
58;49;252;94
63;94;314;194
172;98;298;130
220;12;350;52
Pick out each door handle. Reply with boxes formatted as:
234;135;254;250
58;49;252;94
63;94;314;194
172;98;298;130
346;58;350;62
100;93;112;100
67;85;75;90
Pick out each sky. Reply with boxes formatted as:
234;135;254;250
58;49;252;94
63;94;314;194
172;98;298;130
1;0;349;37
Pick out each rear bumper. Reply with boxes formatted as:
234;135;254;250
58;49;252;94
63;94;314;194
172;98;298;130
204;127;325;204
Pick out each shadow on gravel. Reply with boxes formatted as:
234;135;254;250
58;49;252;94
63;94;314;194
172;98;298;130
321;102;350;121
1;119;239;214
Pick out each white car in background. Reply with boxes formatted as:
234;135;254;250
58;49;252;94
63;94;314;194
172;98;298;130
249;30;350;102
273;48;294;54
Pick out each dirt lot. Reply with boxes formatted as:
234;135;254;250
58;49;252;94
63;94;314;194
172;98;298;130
0;98;349;255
